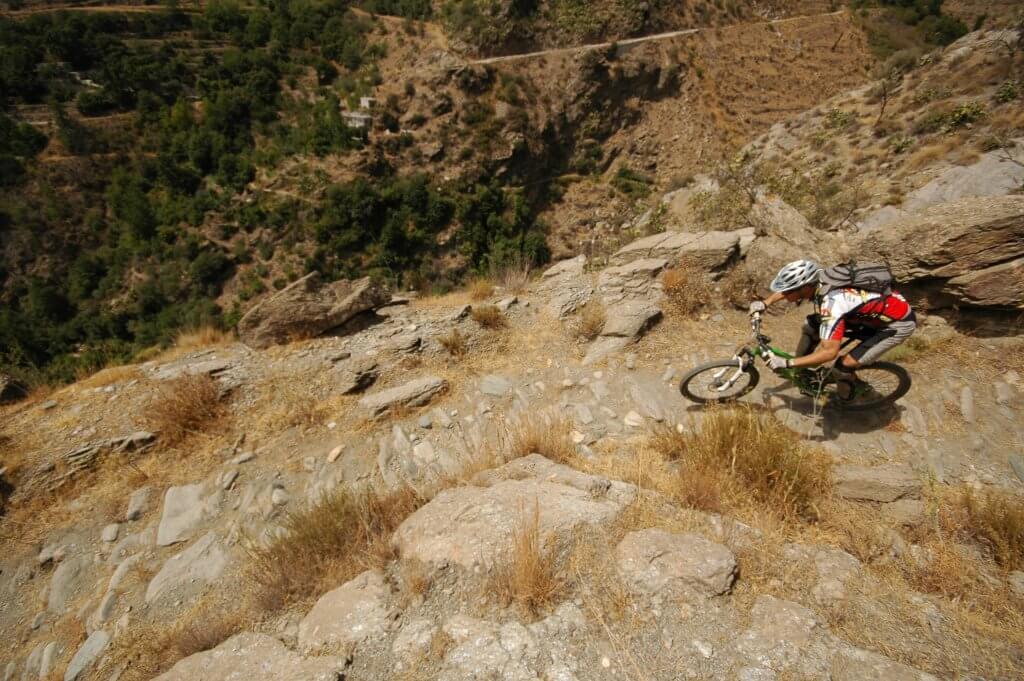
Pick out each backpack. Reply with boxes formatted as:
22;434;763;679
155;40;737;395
819;261;895;295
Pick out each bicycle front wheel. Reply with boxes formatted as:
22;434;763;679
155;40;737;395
831;361;911;411
680;360;760;404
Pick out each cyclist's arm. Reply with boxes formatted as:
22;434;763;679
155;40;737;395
762;291;787;308
790;339;840;368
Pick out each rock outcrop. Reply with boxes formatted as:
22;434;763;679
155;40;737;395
237;273;390;348
393;455;636;574
854;196;1024;309
153;633;348;681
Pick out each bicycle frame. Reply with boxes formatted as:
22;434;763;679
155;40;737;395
710;314;826;396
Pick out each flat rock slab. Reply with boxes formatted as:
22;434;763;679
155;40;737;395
157;484;212;546
359;376;447;419
298;570;395;654
480;375;512;397
64;630;108;681
610;230;740;271
153;633;348;681
48;555;90;615
833;464;921;502
616;529;737;598
736;595;821;669
336;357;380;394
394;455;636;573
146;532;230;603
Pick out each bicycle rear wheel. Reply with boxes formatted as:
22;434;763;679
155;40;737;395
680;360;760;404
830;361;911;411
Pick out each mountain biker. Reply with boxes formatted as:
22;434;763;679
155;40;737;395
747;260;917;378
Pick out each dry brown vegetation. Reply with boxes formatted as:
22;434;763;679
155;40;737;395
468;278;495;301
488;501;567;618
490;256;532;294
248;485;425;610
575;300;606;341
134;326;235;364
650;408;831;521
77;364;144;389
103;597;250;681
438;327;469;358
717;264;761;310
144;374;226;447
470;304;507;329
951;487;1024;571
507;411;576;464
662;263;713;316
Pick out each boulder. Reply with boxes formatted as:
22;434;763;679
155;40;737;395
145;532;230;603
854;196;1024;309
64;630;108;681
153;633;347;681
538;255;593;318
833;464;921;502
583;301;662;365
297;570;395;654
359;376;448;418
393;455;636;574
156;484;212;546
615;529;737;598
610;230;740;271
335;356;380;394
0;373;27;404
237;273;390;349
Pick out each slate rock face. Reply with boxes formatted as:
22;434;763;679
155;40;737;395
238;273;391;348
855;196;1024;309
359;376;448;419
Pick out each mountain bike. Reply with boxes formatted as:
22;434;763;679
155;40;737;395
679;313;911;411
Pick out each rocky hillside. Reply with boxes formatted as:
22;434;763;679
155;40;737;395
1;197;1024;679
0;0;976;384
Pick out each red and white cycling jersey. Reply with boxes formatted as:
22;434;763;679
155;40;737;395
816;287;913;341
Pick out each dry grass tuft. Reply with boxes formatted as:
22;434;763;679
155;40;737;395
438;328;469;358
470;304;507;329
650;409;831;522
492;259;532;294
508;411;576;464
468;278;495;301
248;485;425;610
398;558;432;607
489;501;566;617
103;598;250;681
576;300;606;341
954;487;1024;571
135;326;235;364
144;374;226;447
662;262;713;316
77;364;143;389
718;264;761;310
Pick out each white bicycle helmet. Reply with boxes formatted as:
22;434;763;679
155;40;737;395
770;260;821;293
